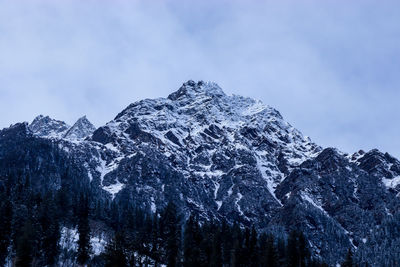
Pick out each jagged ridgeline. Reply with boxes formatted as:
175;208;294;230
0;80;400;266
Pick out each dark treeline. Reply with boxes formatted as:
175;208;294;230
0;172;62;267
0;170;349;267
102;201;329;267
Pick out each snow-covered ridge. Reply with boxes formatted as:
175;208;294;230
111;80;318;157
29;115;96;141
29;115;70;139
350;149;400;190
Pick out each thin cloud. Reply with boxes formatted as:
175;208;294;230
0;0;399;157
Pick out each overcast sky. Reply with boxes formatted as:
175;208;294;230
1;0;399;157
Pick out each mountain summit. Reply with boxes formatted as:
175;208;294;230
29;115;95;140
29;115;70;138
167;80;226;101
64;116;96;140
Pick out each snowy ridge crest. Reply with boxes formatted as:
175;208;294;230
29;115;70;139
29;115;96;141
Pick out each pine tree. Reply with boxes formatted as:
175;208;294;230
220;219;232;265
104;231;127;267
249;226;258;266
263;234;277;267
199;222;214;266
39;194;61;265
77;194;91;265
298;232;309;267
183;215;200;267
240;227;251;266
276;237;286;266
150;214;161;265
342;248;354;267
210;225;222;267
55;185;71;221
15;219;35;267
123;205;139;266
160;202;180;267
230;223;242;267
0;199;12;266
287;230;299;267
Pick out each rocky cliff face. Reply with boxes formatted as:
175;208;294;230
1;80;400;265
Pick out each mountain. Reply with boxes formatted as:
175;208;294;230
351;149;400;192
90;80;320;221
63;116;96;140
29;115;96;141
29;115;70;138
1;80;400;266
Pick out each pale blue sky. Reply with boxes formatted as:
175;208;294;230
1;0;399;157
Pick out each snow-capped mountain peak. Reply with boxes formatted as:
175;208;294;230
29;115;70;138
29;115;95;141
167;80;225;101
64;116;96;140
87;81;322;220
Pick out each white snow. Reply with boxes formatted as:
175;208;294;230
227;184;234;196
255;152;283;206
235;192;244;216
214;181;220;199
103;181;125;200
60;227;79;252
83;163;93;182
241;100;267;116
301;193;328;215
382;176;400;189
187;198;205;211
216;200;222;210
91;236;107;255
150;197;157;213
194;169;224;178
352;179;359;199
59;227;107;256
105;143;120;153
87;171;93;182
349;238;357;249
96;158;108;184
96;155;125;198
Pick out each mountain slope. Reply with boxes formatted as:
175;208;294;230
1;80;400;265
